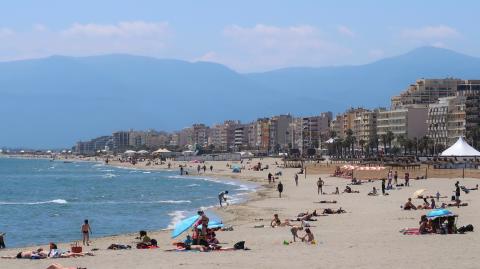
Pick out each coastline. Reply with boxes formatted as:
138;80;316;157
0;156;269;250
2;156;480;269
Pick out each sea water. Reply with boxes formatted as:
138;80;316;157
0;158;255;247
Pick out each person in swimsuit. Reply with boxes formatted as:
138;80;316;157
290;226;303;242
301;228;315;243
81;219;92;246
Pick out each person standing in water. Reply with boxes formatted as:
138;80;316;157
81;219;92;246
218;190;229;207
277;181;284;198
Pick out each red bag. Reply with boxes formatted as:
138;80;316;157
71;241;82;253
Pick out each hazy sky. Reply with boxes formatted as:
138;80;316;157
0;0;478;71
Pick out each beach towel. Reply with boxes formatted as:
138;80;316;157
401;228;420;235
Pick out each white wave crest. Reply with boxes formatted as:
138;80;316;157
0;199;68;205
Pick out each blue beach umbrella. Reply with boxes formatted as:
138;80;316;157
171;215;200;239
426;209;454;219
197;220;224;230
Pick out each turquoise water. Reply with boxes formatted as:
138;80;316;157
0;158;254;248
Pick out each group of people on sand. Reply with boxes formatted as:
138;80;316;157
2;242;94;260
269;214;316;244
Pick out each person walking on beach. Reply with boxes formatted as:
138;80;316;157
394;171;398;186
317;177;324;195
218;190;229;207
294;173;299;186
381;178;386;195
210;165;213;172
277;181;284;198
268;172;273;184
405;172;410;186
387;170;393;189
81;219;92;246
203;165;206;173
197;165;201;174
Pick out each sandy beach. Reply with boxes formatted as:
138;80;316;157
1;157;479;269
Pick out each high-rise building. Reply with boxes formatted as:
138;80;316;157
377;106;428;146
302;112;331;152
191;124;209;147
391;78;462;109
353;108;384;145
112;131;130;152
268;114;293;152
456;80;480;135
427;96;466;148
211;120;240;151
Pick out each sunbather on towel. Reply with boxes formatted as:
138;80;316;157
46;263;86;269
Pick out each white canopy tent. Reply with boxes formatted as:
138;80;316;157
440;137;480;156
153;148;171;154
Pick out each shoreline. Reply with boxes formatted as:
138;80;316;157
0;156;269;251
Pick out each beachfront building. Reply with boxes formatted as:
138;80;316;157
112;131;130;152
457;80;480;134
352;108;384;145
74;135;114;155
288;117;303;150
268;114;293;153
128;130;147;148
234;125;249;150
254;118;270;152
427;96;466;149
145;130;170;149
191;124;209;147
210;120;240;151
377;106;428;146
302;112;331;152
391;78;462;110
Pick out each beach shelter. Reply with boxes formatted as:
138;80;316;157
137;150;149;155
426;209;454;219
153;148;171;154
232;164;241;173
124;150;136;155
440;137;480;156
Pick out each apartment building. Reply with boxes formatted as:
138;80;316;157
391;78;462;109
457;80;480;133
377;106;428;145
427;96;466;147
302;112;331;151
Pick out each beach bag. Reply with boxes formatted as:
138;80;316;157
71;241;82;253
234;241;245;250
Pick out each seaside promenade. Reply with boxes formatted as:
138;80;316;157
1;157;479;269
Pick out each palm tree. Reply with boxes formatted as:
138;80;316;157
386;130;395;155
359;139;366;156
412;137;419;156
380;134;387;155
396;134;406;155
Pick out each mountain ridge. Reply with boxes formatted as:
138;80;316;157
1;46;480;148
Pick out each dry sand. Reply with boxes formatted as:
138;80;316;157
1;157;479;269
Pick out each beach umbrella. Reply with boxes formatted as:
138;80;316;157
171;215;200;239
197;220;224;230
426;209;454;219
412;189;427;198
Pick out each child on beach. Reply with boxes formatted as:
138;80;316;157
290;226;303;242
301;228;315;243
81;219;92;246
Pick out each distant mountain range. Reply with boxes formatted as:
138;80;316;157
1;46;480;148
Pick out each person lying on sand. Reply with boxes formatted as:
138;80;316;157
46;263;86;269
48;243;95;258
322;208;346;214
441;201;469;208
403;198;417;210
2;249;48;259
319;200;337;204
